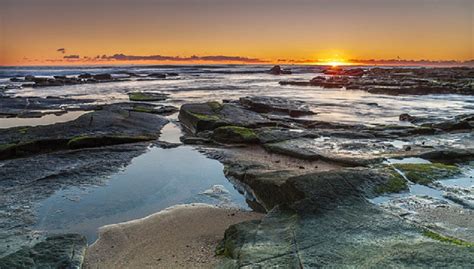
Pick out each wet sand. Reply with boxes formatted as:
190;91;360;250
83;204;263;269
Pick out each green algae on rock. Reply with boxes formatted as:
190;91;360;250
212;126;259;144
128;92;168;101
178;102;271;134
374;169;408;194
392;163;461;185
423;230;474;247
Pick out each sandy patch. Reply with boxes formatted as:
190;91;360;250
83;204;262;269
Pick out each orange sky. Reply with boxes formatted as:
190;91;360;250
0;0;473;66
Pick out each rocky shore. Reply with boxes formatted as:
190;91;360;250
280;66;474;95
0;66;473;268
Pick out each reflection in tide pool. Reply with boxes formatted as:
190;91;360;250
34;145;248;243
0;111;89;128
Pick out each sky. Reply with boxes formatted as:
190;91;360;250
0;0;473;65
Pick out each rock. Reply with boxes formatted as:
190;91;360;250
78;73;92;79
431;114;474;131
128;92;168;102
269;65;291;75
0;96;97;118
217;167;474;268
263;138;383;166
279;81;311;86
148;73;167;78
92;73;112;80
0;234;87;269
392;163;462;185
178;101;272;134
280;67;474;96
239;96;315;117
399;113;417;122
212;126;259;144
0;105;168;160
218;203;474;268
255;127;316;143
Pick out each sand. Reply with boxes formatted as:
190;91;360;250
83;204;263;269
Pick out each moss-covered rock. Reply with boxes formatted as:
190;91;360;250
0;139;69;160
178;102;271;134
374;169;408;194
128;92;168;101
212;126;259;144
393;163;461;185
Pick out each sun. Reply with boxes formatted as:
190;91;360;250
327;61;345;67
314;59;352;67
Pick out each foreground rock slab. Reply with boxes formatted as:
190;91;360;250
0;234;87;269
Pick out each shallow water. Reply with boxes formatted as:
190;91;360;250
371;159;474;205
0;111;88;128
2;65;473;126
34;145;248;243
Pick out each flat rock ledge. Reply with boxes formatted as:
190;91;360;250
0;105;168;160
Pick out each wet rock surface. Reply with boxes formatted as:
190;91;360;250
0;234;87;269
215;154;474;267
239;96;315;117
176;96;474;267
178;101;272;134
0;104;168;159
0;96;98;118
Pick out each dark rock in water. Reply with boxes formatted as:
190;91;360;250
399;113;417;122
212;126;259;144
281;67;474;96
239;96;315;117
0;234;87;269
0;96;97;118
418;148;474;163
148;73;167;78
92;73;112;80
24;75;36;82
178;101;272;134
431;114;474;131
128;92;168;101
78;73;92;79
269;65;292;75
279;80;311;86
166;72;179;77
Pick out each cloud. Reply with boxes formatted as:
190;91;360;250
63;55;80;59
57;48;66;54
101;53;267;63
